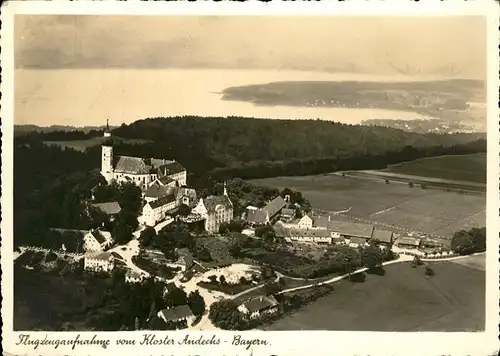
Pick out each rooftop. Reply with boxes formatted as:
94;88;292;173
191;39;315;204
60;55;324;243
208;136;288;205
203;195;233;212
87;251;113;261
149;194;177;209
243;295;279;313
88;230;112;244
372;229;394;243
246;209;268;224
263;196;287;218
315;218;374;239
287;228;330;238
158;305;194;322
92;201;122;215
397;237;421;246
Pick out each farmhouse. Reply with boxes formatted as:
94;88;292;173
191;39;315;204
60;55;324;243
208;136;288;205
238;295;279;319
100;121;187;189
157;305;195;325
192;182;233;233
83;229;114;252
286;228;332;244
245;196;287;226
371;229;394;246
396;237;422;249
84;252;115;272
91;201;122;220
141;194;177;226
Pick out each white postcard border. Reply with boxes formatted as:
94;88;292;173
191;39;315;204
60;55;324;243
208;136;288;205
2;1;499;356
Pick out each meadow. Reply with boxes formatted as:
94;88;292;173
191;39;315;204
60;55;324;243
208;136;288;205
252;173;485;239
265;260;485;331
382;153;486;183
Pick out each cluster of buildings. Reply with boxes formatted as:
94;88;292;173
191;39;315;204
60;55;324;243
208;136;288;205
98;122;234;231
275;214;394;247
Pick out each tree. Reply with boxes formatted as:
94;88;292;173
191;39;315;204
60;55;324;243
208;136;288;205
408;182;414;188
112;219;133;245
421;183;427;190
178;204;191;217
425;266;435;276
219;275;227;285
411;255;423;268
360;244;383;269
264;281;281;296
333;246;362;278
219;222;230;235
451;230;476;255
187;290;206;316
469;227;486;252
385;179;390;184
208;275;218;283
208;299;246;330
165;286;187;308
140;226;156;248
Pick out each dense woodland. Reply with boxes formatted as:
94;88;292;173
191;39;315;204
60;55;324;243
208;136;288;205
14;117;486;248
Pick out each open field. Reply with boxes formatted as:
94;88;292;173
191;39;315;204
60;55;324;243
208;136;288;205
265;261;485;331
382;153;486;184
252;174;485;239
450;253;485;271
43;136;151;152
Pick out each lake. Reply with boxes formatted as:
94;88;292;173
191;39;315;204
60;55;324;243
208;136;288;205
15;69;441;127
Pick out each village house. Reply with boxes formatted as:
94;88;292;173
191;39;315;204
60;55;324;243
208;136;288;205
245;196;287;226
144;180;177;203
238;295;279;319
100;120;187;189
280;208;296;222
169;249;194;272
396;237;422;249
286;228;332;244
297;214;314;229
91;201;122;221
84;252;115;272
83;229;114;252
157;305;195;326
141;194;177;226
192;182;233;233
371;229;394;246
125;269;146;283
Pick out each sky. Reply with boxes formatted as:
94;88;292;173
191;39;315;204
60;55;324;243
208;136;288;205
15;15;486;79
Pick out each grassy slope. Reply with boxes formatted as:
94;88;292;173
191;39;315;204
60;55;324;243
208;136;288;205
266;261;484;331
382;153;486;183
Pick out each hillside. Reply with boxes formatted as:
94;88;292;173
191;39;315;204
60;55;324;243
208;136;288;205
113;116;484;163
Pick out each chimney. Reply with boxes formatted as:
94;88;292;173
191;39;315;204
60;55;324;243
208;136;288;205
328;215;331;222
259;297;263;302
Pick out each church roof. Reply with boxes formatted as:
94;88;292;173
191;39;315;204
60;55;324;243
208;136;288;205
114;156;154;174
203;195;233;213
113;156;186;176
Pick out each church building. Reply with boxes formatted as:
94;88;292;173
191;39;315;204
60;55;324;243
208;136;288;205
100;120;187;189
192;182;234;233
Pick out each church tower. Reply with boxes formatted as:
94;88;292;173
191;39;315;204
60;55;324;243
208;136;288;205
101;119;114;183
223;181;228;196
